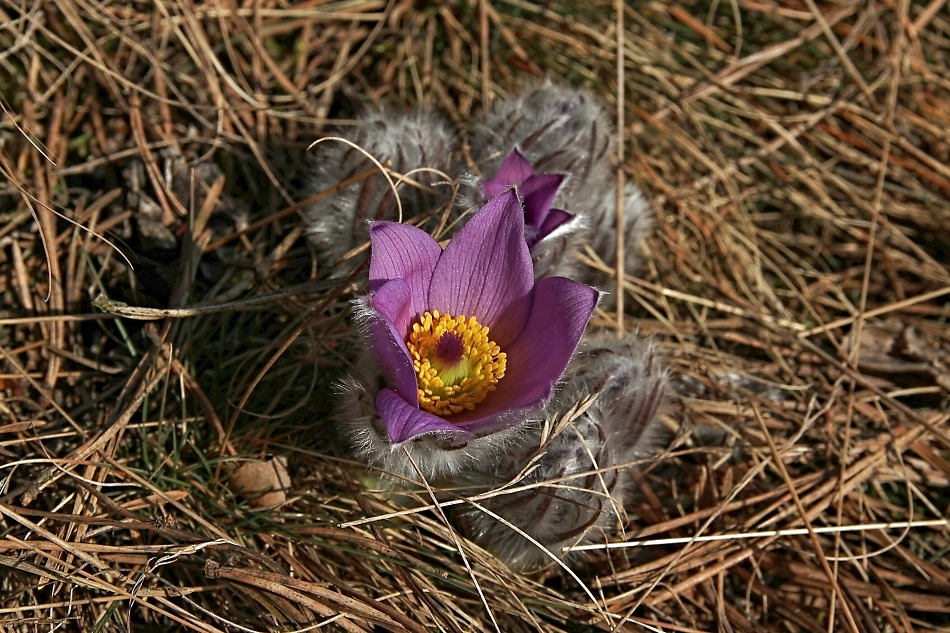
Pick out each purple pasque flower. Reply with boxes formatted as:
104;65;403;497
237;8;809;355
483;150;573;249
365;189;598;445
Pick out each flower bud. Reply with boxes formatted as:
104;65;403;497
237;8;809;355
304;109;457;275
467;82;653;286
456;332;666;571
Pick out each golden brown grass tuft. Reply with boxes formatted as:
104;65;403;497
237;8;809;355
1;0;948;631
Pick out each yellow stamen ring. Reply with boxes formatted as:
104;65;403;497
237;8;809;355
406;310;506;416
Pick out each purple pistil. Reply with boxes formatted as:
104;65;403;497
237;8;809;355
434;332;465;365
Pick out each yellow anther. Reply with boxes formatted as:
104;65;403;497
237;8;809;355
406;311;507;416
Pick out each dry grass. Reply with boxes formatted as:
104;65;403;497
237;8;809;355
2;0;949;631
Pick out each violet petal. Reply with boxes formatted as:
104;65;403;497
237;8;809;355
434;276;598;427
427;190;533;348
484;276;599;412
535;207;573;240
368;280;419;405
521;173;565;228
377;388;470;444
483;179;508;199
368;221;441;331
484;149;535;197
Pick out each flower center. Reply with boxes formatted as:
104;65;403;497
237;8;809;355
406;310;507;416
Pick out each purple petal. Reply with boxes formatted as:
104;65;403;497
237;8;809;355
535;208;573;241
481;277;598;413
520;173;565;228
427;190;534;348
439;277;599;427
483;149;536;197
376;388;470;444
482;179;508;199
368;281;419;405
368;221;442;329
370;276;412;337
455;409;530;437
